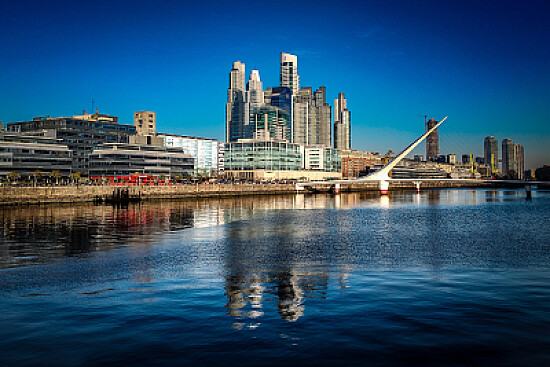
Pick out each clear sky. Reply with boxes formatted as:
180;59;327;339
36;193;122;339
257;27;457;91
1;0;549;168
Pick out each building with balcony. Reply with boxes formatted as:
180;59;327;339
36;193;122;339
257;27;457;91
88;143;193;178
6;113;136;172
0;134;72;179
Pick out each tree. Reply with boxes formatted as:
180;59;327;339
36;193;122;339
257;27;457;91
173;174;182;184
7;172;20;185
32;170;43;187
70;172;81;185
50;170;62;185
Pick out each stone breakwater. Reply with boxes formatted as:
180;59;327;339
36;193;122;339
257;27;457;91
0;181;490;205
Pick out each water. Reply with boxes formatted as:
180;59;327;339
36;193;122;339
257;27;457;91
1;189;550;366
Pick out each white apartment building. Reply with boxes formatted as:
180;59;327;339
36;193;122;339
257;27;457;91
159;134;220;177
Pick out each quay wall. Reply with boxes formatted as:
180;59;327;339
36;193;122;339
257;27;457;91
0;181;494;206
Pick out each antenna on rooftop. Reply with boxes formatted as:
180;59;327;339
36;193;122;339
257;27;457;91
91;98;95;114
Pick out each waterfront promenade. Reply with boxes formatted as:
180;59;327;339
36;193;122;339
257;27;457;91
0;181;494;205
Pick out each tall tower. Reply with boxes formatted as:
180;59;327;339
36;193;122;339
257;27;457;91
226;61;246;142
425;118;439;161
334;93;351;150
293;87;314;145
484;136;499;174
502;138;516;177
515;143;524;180
280;52;300;95
313;87;332;147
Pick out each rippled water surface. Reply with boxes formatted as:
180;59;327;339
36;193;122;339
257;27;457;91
1;189;550;366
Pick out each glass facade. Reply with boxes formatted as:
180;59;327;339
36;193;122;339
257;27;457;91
251;106;290;142
225;141;302;171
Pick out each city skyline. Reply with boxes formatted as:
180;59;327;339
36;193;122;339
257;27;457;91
1;0;548;168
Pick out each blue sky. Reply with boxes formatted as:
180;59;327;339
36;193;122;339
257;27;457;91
1;0;549;168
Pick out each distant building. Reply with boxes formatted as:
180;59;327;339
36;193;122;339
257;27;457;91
425;118;439;161
339;149;382;178
502;138;524;179
334;93;351;150
267;86;292;141
280;52;300;95
293;87;314;145
446;154;456;164
252;106;290;142
462;154;473;164
313;87;332;147
484;136;498;174
414;154;424;162
475;156;484;165
226;61;247;142
134;111;156;136
303;146;340;172
515;143;525;180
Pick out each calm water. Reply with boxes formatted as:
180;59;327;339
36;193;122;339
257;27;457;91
1;189;550;366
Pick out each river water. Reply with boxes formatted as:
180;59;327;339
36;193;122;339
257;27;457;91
1;189;549;366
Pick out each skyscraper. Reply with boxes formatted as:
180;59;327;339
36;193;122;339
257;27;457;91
515;143;525;179
225;61;246;142
280;52;300;95
334;93;351;150
425;118;439;161
484;136;499;174
313;87;332;147
293;87;314;145
268;87;292;141
245;70;264;139
502;138;517;177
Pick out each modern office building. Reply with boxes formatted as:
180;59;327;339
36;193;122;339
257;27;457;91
0;134;72;179
134;111;156;136
251;106;290;141
446;153;456;164
160;133;220;176
502;138;516;177
515;143;525;180
484;136;499;174
293;87;314;145
334;93;351;150
267;87;292;141
280;52;300;95
225;140;302;172
313;87;332;147
425;118;439;161
303;146;341;172
224;139;341;181
88;143;194;178
226;61;247;142
6;113;136;172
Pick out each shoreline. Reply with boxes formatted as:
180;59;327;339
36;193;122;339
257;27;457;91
0;181;527;206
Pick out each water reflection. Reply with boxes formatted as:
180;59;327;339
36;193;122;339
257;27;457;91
0;189;541;269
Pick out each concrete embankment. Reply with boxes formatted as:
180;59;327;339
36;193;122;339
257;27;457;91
0;181;495;206
0;184;298;205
